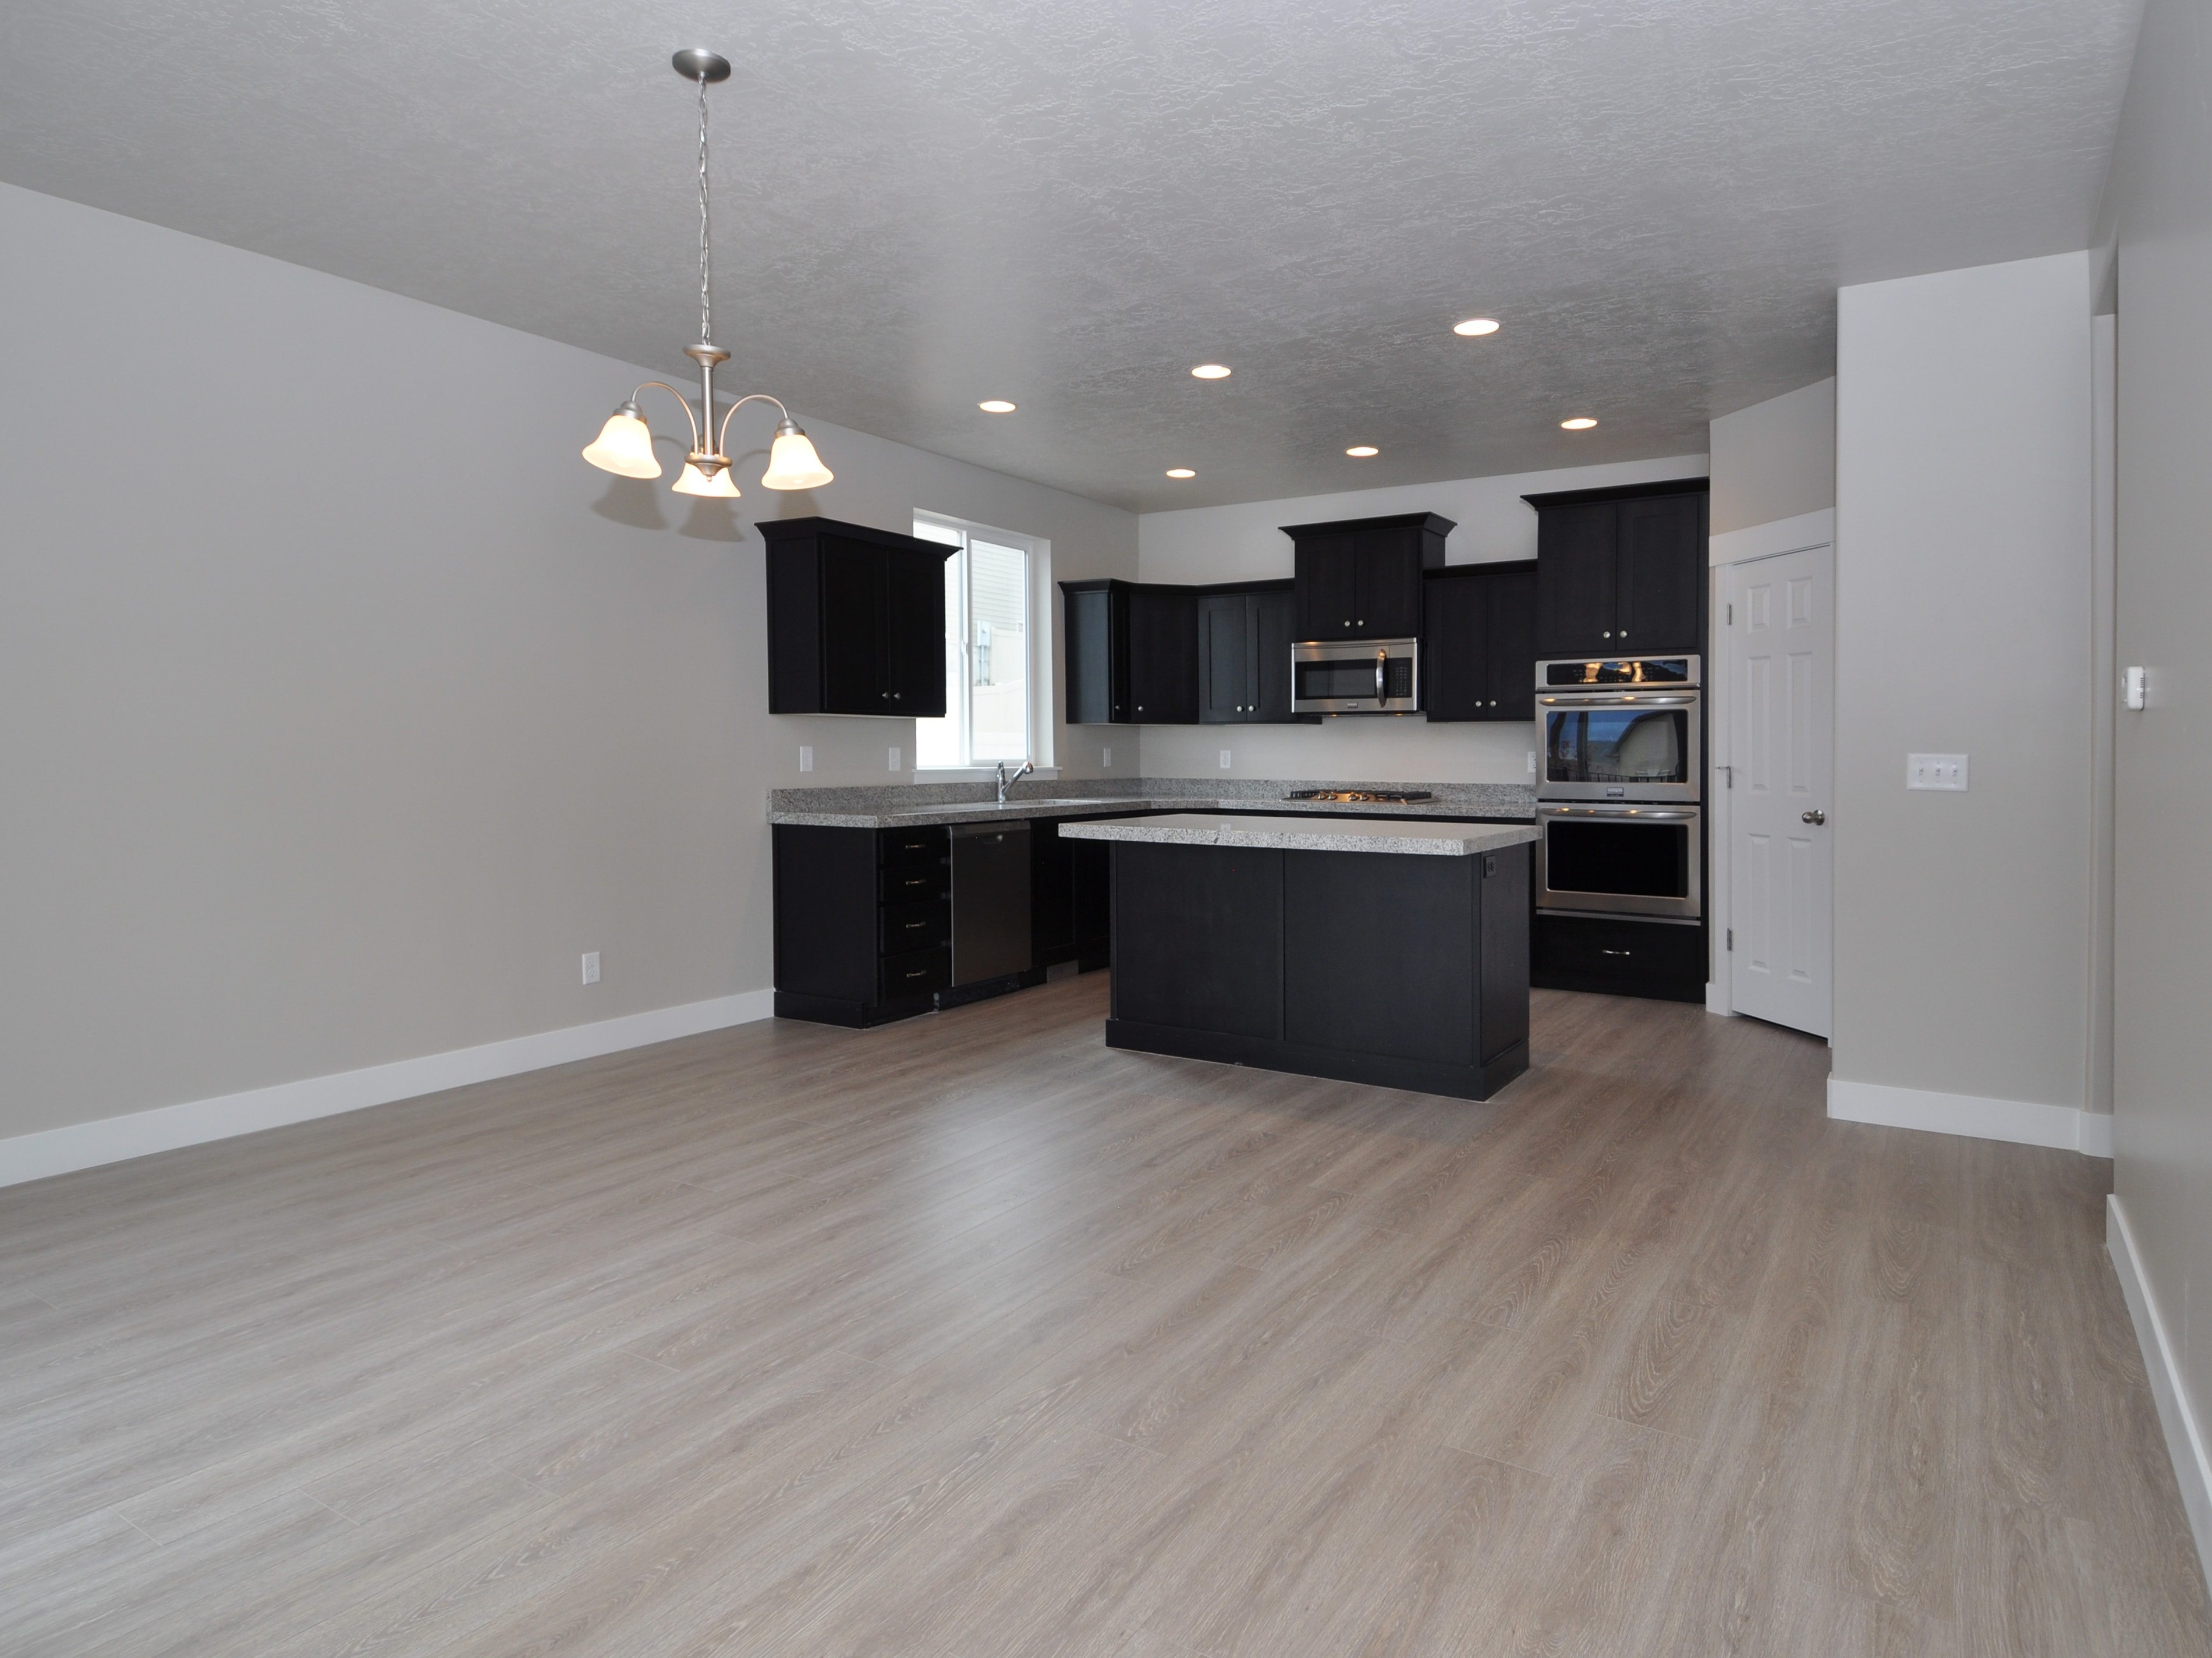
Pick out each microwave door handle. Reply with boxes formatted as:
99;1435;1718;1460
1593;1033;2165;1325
1376;649;1386;703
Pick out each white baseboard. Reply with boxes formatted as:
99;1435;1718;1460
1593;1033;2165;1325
0;989;776;1190
1827;1076;2113;1156
2107;1194;2212;1591
1708;507;1835;568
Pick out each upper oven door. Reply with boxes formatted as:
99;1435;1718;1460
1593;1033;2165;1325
1292;638;1420;715
1538;690;1701;801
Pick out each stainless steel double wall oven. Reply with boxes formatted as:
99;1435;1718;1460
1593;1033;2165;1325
1534;654;1703;923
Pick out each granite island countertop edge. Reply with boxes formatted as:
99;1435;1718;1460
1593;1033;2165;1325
1054;813;1540;858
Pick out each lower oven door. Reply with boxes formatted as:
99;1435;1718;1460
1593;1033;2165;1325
1536;804;1703;920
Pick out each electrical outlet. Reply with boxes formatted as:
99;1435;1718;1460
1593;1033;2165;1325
580;951;600;986
798;745;814;773
1906;753;1968;791
1219;749;1232;768
1526;750;1537;774
888;746;902;773
1102;745;1112;767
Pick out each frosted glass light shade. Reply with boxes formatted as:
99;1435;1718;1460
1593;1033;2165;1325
582;408;660;478
672;456;740;498
760;423;833;490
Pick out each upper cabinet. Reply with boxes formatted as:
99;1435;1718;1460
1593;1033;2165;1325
1285;513;1452;640
1126;586;1199;724
764;518;955;716
1198;583;1301;723
1423;561;1538;722
1059;579;1198;725
1062;579;1299;725
1525;481;1706;658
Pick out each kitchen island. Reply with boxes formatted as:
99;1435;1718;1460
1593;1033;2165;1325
1058;813;1538;1100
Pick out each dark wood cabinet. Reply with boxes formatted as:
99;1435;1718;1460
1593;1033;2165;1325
1423;561;1537;722
1285;513;1451;641
1198;583;1301;723
1531;913;1706;1004
1105;839;1532;1099
1061;579;1199;724
1525;481;1706;659
1617;494;1706;654
763;518;955;716
774;822;955;1026
1030;814;1116;972
1127;586;1198;723
1061;581;1129;725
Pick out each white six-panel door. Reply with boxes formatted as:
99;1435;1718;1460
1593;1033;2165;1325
1727;545;1834;1037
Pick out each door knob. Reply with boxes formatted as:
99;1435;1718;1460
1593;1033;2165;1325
1802;809;1826;825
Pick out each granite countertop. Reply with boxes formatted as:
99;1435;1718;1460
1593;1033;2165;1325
767;778;1537;829
1057;813;1540;858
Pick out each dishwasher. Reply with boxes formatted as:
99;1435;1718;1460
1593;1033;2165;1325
949;820;1034;989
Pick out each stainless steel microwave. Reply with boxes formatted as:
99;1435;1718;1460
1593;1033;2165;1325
1291;637;1420;715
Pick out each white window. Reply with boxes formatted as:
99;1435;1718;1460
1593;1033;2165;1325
913;516;1040;770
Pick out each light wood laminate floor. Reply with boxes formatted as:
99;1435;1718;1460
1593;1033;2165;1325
3;976;2206;1656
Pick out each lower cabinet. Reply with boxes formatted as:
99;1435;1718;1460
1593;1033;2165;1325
1104;840;1532;1099
774;823;954;1026
1530;913;1706;1002
1031;814;1118;972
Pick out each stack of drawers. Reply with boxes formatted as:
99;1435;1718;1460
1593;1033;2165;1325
876;826;951;1003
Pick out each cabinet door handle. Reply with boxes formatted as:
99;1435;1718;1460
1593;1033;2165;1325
1603;630;1612;639
1600;947;1632;956
892;692;902;700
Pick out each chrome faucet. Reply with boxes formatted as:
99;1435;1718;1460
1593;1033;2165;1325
994;759;1034;805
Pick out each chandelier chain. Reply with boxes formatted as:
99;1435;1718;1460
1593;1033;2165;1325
696;68;712;347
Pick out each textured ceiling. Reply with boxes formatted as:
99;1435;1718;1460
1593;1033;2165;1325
0;0;2143;511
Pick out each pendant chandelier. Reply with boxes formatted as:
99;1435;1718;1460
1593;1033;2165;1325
582;49;833;497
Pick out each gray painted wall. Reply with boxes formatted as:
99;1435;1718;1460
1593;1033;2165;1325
1134;454;1708;784
0;181;1135;1142
1833;252;2094;1111
1708;378;1835;535
2104;0;2212;1512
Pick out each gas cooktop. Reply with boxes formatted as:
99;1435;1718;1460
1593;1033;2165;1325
1283;789;1435;805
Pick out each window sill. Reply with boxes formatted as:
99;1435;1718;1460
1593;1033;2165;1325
913;766;1060;781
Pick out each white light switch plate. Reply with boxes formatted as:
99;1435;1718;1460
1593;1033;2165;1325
1102;746;1112;767
1907;753;1969;791
798;745;814;773
888;746;901;773
580;951;600;985
1218;749;1232;768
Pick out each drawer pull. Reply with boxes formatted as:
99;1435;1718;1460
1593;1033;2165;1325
904;968;928;980
1600;948;1632;956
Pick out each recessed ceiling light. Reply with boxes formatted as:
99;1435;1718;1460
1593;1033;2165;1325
1165;467;1196;479
1560;416;1597;430
1345;445;1380;458
1190;364;1232;380
978;399;1018;413
1453;317;1500;336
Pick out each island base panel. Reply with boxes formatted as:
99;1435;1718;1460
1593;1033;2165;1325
1105;1020;1527;1101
